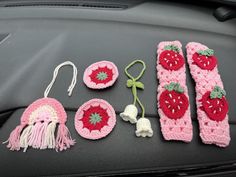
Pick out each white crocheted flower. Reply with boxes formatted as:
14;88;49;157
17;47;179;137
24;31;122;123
135;117;153;137
120;104;138;124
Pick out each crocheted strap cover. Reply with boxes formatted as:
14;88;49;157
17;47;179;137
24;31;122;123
4;98;75;152
157;41;193;142
186;42;230;147
83;61;119;89
75;99;116;140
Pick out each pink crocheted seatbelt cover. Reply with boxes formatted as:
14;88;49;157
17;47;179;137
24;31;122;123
186;42;230;147
157;41;193;142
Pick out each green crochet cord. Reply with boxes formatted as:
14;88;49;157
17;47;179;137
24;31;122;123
125;60;146;118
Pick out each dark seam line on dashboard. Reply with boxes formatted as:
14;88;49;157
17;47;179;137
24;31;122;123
0;17;235;38
38;160;236;177
0;107;236;125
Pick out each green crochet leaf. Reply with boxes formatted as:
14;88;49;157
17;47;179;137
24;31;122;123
164;82;184;93
96;72;108;81
164;82;175;91
164;45;180;53
135;82;144;89
210;86;226;99
210;91;217;99
197;49;214;56
221;89;226;96
89;113;102;125
126;79;144;89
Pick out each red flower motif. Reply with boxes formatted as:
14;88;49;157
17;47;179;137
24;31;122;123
81;105;110;131
89;66;113;84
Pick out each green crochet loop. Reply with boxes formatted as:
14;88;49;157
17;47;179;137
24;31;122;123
210;86;226;99
125;60;146;118
197;49;214;56
164;45;180;53
164;82;184;93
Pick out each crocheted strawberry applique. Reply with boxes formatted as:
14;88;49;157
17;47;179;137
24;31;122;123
160;82;189;119
83;61;119;89
159;45;184;71
200;86;228;121
192;49;217;70
75;99;116;140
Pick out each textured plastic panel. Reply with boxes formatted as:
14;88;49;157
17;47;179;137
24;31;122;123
0;1;235;176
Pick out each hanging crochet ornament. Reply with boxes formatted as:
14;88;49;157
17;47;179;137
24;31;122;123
120;60;153;138
75;99;116;140
3;61;77;152
83;61;119;89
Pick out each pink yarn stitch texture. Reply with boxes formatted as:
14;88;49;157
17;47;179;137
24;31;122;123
83;61;119;89
75;98;116;140
186;42;230;147
157;41;193;142
4;98;75;152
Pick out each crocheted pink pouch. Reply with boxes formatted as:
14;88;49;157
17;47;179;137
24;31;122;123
83;61;119;89
4;98;75;152
157;41;193;142
75;99;116;140
186;42;230;147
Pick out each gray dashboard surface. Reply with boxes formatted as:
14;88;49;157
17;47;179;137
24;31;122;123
0;1;235;177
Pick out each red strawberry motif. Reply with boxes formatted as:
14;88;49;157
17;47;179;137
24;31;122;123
159;45;184;71
192;49;217;70
200;86;228;121
160;82;189;119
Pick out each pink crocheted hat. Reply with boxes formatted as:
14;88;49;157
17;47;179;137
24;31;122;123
83;61;119;89
75;99;116;140
186;42;230;147
157;41;193;142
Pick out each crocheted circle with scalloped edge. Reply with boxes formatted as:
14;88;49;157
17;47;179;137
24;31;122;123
83;61;119;89
75;99;116;140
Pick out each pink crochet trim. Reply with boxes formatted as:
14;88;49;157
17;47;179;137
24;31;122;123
4;98;75;152
75;99;116;140
83;61;119;89
21;98;66;124
186;42;230;147
157;41;193;142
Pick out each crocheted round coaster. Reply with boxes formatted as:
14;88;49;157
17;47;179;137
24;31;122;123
75;99;116;140
83;61;119;89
